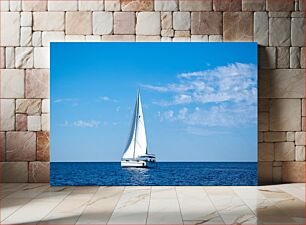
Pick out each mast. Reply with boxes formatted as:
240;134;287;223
132;90;140;159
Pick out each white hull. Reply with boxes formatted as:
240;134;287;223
121;160;156;168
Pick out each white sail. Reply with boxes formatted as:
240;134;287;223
134;94;147;158
122;97;137;159
122;91;147;159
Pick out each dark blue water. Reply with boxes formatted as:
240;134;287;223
50;162;257;186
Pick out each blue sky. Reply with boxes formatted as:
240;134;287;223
51;43;257;162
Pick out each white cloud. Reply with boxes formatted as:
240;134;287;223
185;126;229;136
143;63;257;106
100;96;110;101
161;110;174;121
73;120;100;128
54;98;79;103
99;96;118;102
160;104;256;128
147;63;257;128
60;120;101;128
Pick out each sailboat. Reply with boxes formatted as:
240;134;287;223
121;90;156;168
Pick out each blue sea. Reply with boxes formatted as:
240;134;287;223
50;162;257;186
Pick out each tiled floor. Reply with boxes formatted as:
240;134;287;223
0;183;305;224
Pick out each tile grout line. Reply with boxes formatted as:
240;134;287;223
106;186;126;225
1;183;27;200
37;186;76;223
1;184;51;223
230;187;263;223
145;186;152;225
75;186;100;224
1;184;36;222
202;187;226;225
174;186;184;225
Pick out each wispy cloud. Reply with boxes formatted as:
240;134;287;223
143;63;257;106
100;96;110;101
60;120;101;128
54;98;79;105
145;63;257;128
99;96;118;103
185;126;229;136
160;104;256;128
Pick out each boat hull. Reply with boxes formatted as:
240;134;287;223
121;160;156;168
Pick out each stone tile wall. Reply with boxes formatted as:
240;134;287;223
0;0;305;184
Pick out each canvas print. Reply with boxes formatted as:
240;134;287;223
51;43;258;186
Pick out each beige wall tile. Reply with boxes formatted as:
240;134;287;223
179;0;212;11
1;12;20;46
242;0;265;11
295;146;305;161
173;12;190;31
121;0;153;11
33;47;49;68
254;12;268;46
259;69;304;98
0;162;28;182
269;18;290;46
0;69;24;98
41;113;50;131
136;12;160;35
213;0;242;11
48;0;77;11
264;132;286;142
42;32;65;47
15;47;33;68
22;0;47;11
191;12;222;35
161;12;172;30
42;99;50;113
223;12;253;41
266;0;294;11
37;131;50;161
33;12;64;31
93;12;113;35
114;12;135;35
16;99;41;115
16;114;27;131
29;161;50;182
105;0;120;11
0;99;15;131
20;27;32;47
282;162;305;182
275;142;295;161
6;132;36;161
21;12;32;27
66;12;92;35
258;143;274;161
27;115;41;131
25;69;50;98
155;0;178;11
295;132;305;146
270;99;301;131
78;0;104;11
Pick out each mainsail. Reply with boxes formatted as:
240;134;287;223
122;91;148;159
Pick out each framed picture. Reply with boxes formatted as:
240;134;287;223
51;42;257;186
